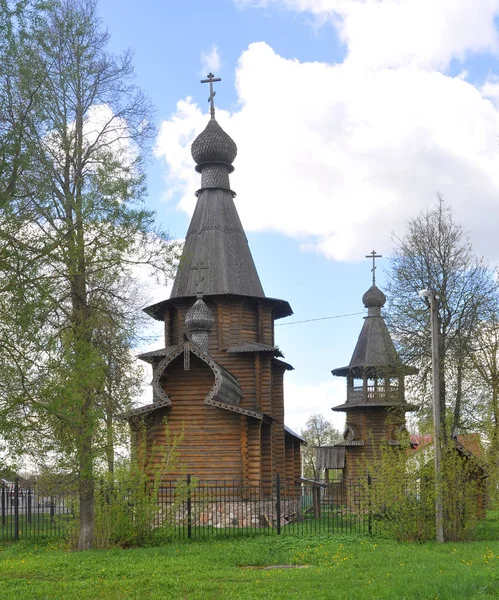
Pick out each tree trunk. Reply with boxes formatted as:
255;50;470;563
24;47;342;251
491;387;499;469
453;355;464;435
78;442;94;550
438;327;447;445
105;409;114;474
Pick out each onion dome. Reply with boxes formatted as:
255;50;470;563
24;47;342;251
191;117;237;192
191;118;237;170
362;284;386;310
185;298;215;331
185;298;214;352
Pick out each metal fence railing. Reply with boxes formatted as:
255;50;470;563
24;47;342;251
1;479;74;541
1;475;376;542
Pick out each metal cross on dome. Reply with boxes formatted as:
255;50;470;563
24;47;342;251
365;250;382;286
201;73;221;118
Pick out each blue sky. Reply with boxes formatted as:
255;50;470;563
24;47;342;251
97;0;499;433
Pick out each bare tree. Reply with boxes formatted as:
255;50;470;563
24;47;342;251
300;413;342;479
468;295;499;465
387;196;497;441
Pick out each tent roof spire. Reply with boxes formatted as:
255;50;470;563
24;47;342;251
169;76;265;300
331;252;417;379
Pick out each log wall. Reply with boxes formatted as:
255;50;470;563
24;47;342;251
137;295;301;486
344;407;407;480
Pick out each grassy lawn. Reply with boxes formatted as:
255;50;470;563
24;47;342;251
0;533;498;600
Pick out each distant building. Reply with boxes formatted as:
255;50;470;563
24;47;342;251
129;77;302;486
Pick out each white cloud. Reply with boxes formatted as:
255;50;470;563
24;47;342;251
155;41;499;262
482;75;499;103
284;379;346;433
201;45;222;75
237;0;499;70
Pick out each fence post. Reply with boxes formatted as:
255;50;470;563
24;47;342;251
14;478;19;541
367;474;372;536
186;474;192;540
27;486;32;525
1;483;5;527
276;473;281;535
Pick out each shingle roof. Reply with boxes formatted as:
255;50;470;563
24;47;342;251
171;188;265;299
226;341;283;357
284;425;306;443
272;358;294;371
144;114;293;319
191;117;237;170
137;346;177;364
332;284;417;378
332;400;419;411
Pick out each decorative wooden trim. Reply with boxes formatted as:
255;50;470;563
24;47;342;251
149;340;262;420
205;398;262;419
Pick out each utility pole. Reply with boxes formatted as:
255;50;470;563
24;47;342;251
419;288;445;543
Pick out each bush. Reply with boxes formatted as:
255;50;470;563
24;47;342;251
361;436;484;542
93;420;192;548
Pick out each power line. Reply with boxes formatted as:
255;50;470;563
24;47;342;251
137;312;367;348
275;311;365;327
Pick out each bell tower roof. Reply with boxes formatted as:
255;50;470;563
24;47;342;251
332;251;417;379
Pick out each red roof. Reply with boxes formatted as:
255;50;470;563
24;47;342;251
410;433;484;459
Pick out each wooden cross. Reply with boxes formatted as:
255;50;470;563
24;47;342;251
365;250;382;285
191;261;209;296
201;72;221;118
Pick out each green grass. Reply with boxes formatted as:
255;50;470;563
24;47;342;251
1;533;499;599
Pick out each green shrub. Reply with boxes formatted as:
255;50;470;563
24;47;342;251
93;420;193;548
361;435;484;542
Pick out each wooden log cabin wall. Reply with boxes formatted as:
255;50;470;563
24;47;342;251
128;79;303;488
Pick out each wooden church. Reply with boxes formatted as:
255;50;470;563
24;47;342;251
316;256;418;481
128;76;302;485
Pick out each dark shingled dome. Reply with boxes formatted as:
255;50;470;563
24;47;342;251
191;117;237;169
362;284;386;308
185;298;215;332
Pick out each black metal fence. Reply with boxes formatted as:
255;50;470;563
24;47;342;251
1;475;375;542
0;479;74;541
157;475;375;539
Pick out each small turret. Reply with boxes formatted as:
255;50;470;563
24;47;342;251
185;297;215;352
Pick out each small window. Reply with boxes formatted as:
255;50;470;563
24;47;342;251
343;426;356;442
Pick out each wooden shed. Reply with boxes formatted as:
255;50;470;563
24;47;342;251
129;85;302;488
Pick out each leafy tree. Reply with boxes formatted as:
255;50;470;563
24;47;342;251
387;196;498;441
0;0;177;549
300;413;342;479
0;0;43;203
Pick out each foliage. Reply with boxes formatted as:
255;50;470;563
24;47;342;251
0;0;45;203
300;413;342;479
92;421;187;549
363;435;485;542
1;533;499;599
387;196;498;439
0;0;179;549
